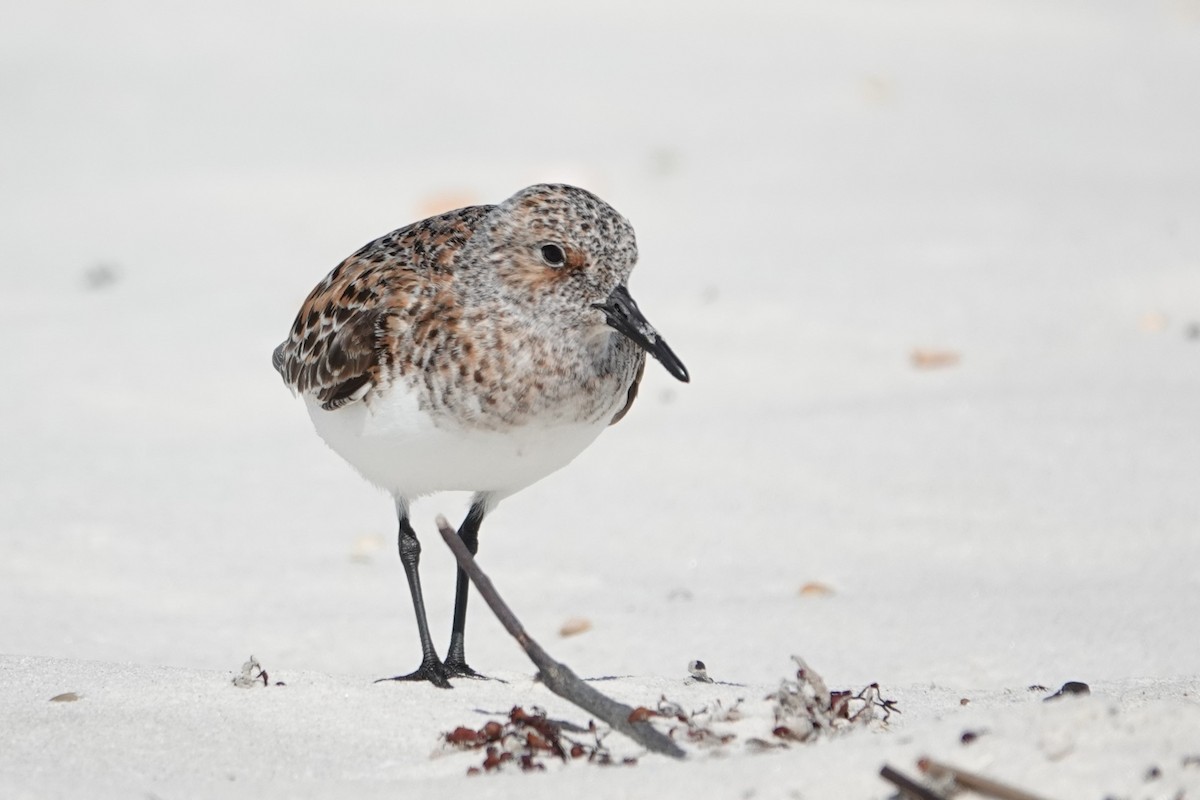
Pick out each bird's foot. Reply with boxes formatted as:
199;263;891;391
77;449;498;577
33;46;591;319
443;658;488;680
375;657;453;689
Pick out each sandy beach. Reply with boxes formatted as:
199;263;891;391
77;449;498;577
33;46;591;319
2;2;1198;797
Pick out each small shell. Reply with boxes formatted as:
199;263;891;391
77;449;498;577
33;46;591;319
799;581;835;597
687;659;713;683
559;617;592;637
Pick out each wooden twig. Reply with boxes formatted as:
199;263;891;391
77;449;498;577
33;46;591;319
919;758;1053;800
879;764;950;800
436;515;686;759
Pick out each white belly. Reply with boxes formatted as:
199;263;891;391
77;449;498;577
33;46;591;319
304;387;613;500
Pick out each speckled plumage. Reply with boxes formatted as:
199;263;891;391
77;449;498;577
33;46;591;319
272;183;687;686
274;185;643;430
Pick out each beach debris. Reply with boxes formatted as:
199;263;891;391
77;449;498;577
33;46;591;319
918;757;1052;800
880;764;950;799
231;655;283;688
881;756;1056;800
437;515;684;758
559;617;592;637
911;348;961;369
687;659;714;683
799;581;835;597
658;658;896;755
443;657;892;771
49;692;81;703
440;516;894;765
960;729;986;745
655;695;739;748
767;656;897;744
627;706;657;723
1043;681;1089;701
443;706;636;774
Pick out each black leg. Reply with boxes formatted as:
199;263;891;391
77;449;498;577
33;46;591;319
379;513;452;688
444;500;487;678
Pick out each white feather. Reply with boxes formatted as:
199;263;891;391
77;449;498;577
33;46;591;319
304;381;614;501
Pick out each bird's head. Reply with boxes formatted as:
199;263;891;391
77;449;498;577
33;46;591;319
477;183;688;383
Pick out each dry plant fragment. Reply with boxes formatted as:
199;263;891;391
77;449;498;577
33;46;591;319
445;727;482;746
436;515;684;758
442;705;637;774
766;657;896;745
231;656;285;688
918;757;1052;800
879;764;949;800
232;656;268;688
655;695;741;749
627;706;658;723
744;737;788;752
657;697;687;722
663;658;894;754
49;692;80;703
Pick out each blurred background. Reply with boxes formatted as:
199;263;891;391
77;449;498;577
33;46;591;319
2;1;1197;688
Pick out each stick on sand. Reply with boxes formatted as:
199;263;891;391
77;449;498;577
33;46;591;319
436;515;686;759
919;758;1052;800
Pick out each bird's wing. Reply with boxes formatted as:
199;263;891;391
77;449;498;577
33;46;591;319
608;359;645;425
273;304;388;411
272;206;493;411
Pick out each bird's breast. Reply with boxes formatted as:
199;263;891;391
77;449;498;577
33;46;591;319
378;321;639;432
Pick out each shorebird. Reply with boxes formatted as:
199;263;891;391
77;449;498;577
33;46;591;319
272;184;688;687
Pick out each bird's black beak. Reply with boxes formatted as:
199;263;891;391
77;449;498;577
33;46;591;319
592;285;689;383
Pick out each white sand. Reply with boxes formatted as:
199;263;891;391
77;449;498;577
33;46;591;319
2;1;1198;797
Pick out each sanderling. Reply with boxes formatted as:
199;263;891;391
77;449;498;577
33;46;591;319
273;184;689;687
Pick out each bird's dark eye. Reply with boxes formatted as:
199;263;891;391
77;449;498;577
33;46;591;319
540;243;566;268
